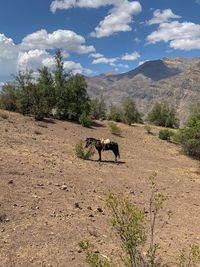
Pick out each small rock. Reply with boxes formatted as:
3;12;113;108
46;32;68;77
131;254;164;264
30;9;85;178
61;185;68;191
97;207;103;213
74;203;82;209
8;180;13;184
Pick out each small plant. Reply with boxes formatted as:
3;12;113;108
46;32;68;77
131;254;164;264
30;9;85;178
79;241;112;267
159;129;174;141
144;124;152;134
75;140;95;160
108;122;122;136
178;245;200;267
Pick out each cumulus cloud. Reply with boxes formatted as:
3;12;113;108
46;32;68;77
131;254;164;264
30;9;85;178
90;1;142;38
89;52;104;58
50;0;142;38
17;49;92;75
20;29;95;54
0;34;18;75
147;20;200;50
91;54;129;68
92;56;118;65
147;9;181;25
121;51;140;61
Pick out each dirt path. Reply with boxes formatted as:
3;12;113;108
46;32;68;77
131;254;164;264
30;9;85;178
0;110;199;267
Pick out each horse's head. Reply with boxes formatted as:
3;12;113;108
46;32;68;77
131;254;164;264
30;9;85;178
85;137;92;148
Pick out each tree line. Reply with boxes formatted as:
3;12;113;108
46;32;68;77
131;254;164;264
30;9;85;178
0;50;200;159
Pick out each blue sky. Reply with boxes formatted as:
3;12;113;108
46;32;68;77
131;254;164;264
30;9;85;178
0;0;200;83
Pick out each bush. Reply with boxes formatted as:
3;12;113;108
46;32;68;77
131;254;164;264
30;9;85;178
175;103;200;159
75;140;95;160
79;112;92;127
147;102;179;128
108;122;122;135
159;129;174;141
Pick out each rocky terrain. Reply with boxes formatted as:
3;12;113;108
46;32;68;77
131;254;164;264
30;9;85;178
86;57;200;123
0;110;200;267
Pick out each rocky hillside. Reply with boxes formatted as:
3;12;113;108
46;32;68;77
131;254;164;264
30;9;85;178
86;57;200;122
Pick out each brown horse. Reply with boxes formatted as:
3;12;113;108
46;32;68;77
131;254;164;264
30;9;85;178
85;137;120;162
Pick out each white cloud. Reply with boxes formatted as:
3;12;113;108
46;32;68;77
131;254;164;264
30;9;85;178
0;34;18;76
90;1;142;38
196;0;200;5
50;0;126;12
121;51;140;61
147;21;200;51
147;9;181;25
17;50;51;71
20;29;95;54
92;56;118;65
17;49;92;75
89;52;104;58
51;1;142;38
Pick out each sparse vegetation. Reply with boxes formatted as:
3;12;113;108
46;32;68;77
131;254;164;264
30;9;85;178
159;129;174;141
75;140;95;160
147;102;179;129
81;173;200;267
108;121;122;135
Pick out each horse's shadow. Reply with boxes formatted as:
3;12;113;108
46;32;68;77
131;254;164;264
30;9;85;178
88;159;126;165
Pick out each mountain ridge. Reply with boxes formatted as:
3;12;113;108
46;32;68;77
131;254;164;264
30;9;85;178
86;57;200;122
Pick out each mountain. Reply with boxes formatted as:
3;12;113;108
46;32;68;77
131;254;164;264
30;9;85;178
86;57;200;123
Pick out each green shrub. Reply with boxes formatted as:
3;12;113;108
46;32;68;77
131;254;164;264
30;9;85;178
147;102;179;128
159;129;174;141
75;140;95;160
175;103;200;159
79;112;92;127
108;122;122;135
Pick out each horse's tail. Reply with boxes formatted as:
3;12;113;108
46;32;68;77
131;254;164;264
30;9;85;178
116;144;120;159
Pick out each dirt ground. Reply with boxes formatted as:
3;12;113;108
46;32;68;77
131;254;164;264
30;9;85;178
0;110;200;267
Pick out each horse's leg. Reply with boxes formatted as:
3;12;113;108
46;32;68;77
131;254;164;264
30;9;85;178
98;149;102;161
113;150;117;162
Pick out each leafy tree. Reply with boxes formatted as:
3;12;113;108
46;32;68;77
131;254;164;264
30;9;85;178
0;83;18;111
147;102;179;128
66;74;91;120
15;70;34;115
108;104;123;122
31;66;55;120
90;96;106;120
175;102;200;159
122;98;143;125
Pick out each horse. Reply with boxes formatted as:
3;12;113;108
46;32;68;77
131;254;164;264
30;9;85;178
85;137;120;162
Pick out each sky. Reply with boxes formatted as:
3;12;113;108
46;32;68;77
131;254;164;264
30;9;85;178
0;0;200;83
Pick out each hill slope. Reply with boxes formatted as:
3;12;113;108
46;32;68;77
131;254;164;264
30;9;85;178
86;57;200;122
0;110;199;266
